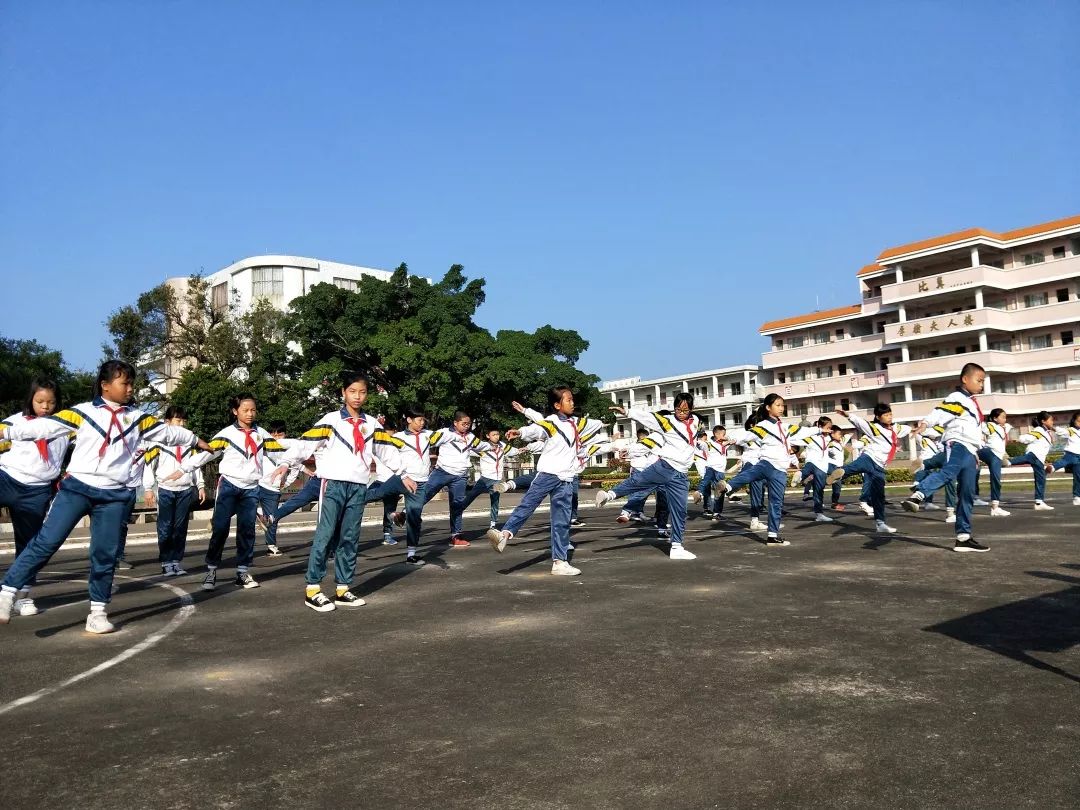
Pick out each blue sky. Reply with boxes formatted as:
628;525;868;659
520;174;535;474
2;1;1077;382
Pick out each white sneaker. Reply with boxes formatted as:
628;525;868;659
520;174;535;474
875;521;897;534
1073;497;1080;506
789;470;803;489
616;510;632;524
814;513;834;523
669;544;696;560
990;504;1011;517
0;590;13;624
382;533;397;546
595;489;616;508
973;498;990;507
172;563;187;576
690;490;702;504
551;560;581;576
85;613;116;634
945;513;956;524
13;598;39;617
713;479;732;496
486;528;510;553
922;502;942;511
494;480;515;494
1034;501;1054;511
748;517;766;532
859;502;874;516
266;544;282;556
489;521;497;528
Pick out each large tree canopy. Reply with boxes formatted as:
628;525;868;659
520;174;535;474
0;336;95;417
286;264;607;429
103;263;608;435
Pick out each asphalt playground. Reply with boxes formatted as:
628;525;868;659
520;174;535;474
1;484;1078;809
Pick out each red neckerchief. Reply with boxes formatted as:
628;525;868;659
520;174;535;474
348;417;366;455
25;416;50;463
967;389;984;423
175;446;184;463
774;418;789;454
240;427;262;472
493;442;503;474
99;404;126;458
885;425;898;464
409;430;425;458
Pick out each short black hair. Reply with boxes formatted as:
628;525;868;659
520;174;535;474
341;371;369;390
960;362;985;379
163;405;188;421
268;420;287;433
95;360;136;398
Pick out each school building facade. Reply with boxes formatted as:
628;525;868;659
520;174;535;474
599;365;762;442
758;213;1080;427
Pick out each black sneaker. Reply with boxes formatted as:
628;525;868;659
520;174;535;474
953;537;990;553
570;518;585;528
333;590;366;607
305;592;335;612
702;511;714;518
201;570;217;591
235;572;260;589
405;555;427;566
765;536;791;546
114;558;134;571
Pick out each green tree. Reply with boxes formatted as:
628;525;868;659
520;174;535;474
0;336;95;416
285;264;609;431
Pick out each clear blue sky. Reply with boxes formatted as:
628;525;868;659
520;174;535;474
2;1;1077;382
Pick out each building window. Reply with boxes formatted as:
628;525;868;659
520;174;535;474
840;398;850;410
211;282;229;313
818;399;835;413
777;373;786;384
1053;246;1066;259
988;339;1012;352
252;266;284;303
645;394;653;406
996;379;1018;394
813;330;829;345
1023;292;1048;308
1062;331;1074;346
788;403;808;417
1022;252;1045;265
334;277;360;291
717;383;725;397
789;336;805;348
789;370;806;382
1056;288;1070;303
835;328;845;340
1041;375;1066;391
876;321;886;334
816;366;833;379
1028;334;1052;350
1072;238;1080;256
838;363;847;375
731;382;741;396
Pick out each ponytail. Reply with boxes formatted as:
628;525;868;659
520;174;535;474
1032;410;1050;428
986;408;1005;423
746;393;783;430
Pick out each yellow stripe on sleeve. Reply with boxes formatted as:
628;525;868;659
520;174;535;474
50;410;83;430
300;426;333;441
374;430;405;448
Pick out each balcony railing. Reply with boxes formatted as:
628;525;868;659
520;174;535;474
762;332;885;369
760;370;891;400
888;344;1080;383
881;254;1080;305
884;298;1080;345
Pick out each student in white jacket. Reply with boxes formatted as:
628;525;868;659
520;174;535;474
596;392;702;560
1009;411;1056;510
1051;411;1080;505
143;406;207;576
0;361;208;632
485;388;597;575
0;378;72;617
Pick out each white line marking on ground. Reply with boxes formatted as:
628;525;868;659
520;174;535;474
0;577;194;716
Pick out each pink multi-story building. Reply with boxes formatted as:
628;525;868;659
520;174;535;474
759;214;1080;430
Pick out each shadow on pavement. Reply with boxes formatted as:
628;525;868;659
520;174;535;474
924;567;1080;685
